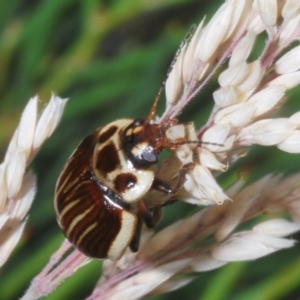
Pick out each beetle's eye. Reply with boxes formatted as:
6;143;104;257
142;149;157;163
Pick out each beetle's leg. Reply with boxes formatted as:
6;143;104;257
152;162;194;195
138;200;162;228
129;202;162;252
151;206;163;226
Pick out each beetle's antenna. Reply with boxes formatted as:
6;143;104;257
147;25;196;121
171;140;224;147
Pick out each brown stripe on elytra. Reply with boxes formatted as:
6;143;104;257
98;125;118;144
56;175;88;212
57;153;89;195
114;172;137;193
55;132;98;212
59;171;109;226
67;200;101;244
76;198;125;258
81;216;122;258
59;183;97;231
63;179;106;236
96;142;120;174
58;171;93;204
56;174;90;212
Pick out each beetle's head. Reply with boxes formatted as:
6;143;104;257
121;118;165;169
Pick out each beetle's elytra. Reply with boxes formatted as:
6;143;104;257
54;116;194;260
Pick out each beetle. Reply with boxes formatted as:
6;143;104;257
54;110;195;260
54;28;197;260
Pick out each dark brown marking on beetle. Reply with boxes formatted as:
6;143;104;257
76;195;127;258
114;172;137;193
98;125;118;144
96;142;120;174
55;132;98;212
80;218;117;257
59;181;99;230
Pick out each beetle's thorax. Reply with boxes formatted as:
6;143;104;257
92;119;155;203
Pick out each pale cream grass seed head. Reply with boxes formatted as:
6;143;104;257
0;94;67;267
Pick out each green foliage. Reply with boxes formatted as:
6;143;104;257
1;0;300;299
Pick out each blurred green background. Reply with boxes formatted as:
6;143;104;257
1;0;300;299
